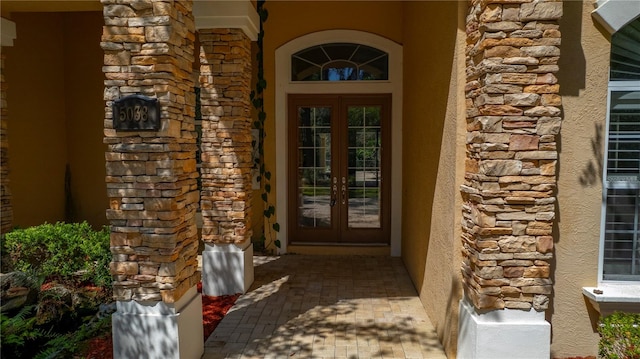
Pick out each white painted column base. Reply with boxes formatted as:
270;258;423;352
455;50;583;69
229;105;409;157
201;241;254;296
457;298;550;359
112;286;204;359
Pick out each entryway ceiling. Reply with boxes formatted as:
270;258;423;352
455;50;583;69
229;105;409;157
1;1;102;18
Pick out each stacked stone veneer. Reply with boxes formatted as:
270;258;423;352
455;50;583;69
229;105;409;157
462;0;562;311
102;0;200;303
198;28;253;245
0;54;12;235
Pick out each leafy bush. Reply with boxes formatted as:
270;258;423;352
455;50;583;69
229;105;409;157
1;304;56;358
1;303;112;359
4;222;112;287
2;222;113;358
33;315;111;359
598;311;640;359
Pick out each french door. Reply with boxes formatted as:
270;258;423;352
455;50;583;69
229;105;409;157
288;94;391;244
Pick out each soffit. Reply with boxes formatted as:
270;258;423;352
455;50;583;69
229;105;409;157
592;0;640;34
1;1;101;18
1;0;260;41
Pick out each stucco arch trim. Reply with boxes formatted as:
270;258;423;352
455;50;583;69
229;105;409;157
274;30;403;256
592;0;640;34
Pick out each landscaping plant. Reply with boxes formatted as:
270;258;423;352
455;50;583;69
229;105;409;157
1;222;113;358
3;221;111;287
598;311;640;359
0;304;55;358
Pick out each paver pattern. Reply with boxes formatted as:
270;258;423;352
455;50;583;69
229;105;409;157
203;255;447;359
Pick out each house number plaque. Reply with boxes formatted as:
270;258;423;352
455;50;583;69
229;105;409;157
112;94;160;131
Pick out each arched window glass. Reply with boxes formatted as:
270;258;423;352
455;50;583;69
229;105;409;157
291;43;388;81
610;17;640;81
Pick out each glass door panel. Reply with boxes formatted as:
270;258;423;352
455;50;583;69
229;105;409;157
296;106;333;229
347;106;382;228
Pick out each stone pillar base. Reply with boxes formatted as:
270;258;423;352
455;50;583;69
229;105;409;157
201;241;254;296
457;299;550;359
112;286;204;359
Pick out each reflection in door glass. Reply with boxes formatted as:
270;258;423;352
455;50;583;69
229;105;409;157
347;106;381;228
297;107;332;228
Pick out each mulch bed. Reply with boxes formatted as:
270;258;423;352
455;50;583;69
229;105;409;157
201;292;240;339
81;283;239;359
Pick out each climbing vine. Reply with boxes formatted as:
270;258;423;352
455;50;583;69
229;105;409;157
251;0;281;250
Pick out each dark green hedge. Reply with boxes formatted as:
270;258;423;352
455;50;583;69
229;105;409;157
3;221;111;287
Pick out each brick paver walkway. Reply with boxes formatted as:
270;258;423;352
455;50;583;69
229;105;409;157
202;255;447;359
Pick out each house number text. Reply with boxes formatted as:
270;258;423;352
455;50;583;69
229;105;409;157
112;94;161;131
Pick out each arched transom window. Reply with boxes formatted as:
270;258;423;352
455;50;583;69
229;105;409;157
291;43;388;81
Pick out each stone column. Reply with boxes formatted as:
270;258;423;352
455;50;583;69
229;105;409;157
101;1;203;358
0;18;16;235
198;28;254;296
457;0;562;357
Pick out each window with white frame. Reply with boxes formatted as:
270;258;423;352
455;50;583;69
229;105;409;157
602;17;640;281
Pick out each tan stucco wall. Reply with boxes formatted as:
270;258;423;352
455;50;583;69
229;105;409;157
263;1;403;52
5;12;107;229
62;12;108;228
261;1;403;250
551;1;611;357
401;2;465;356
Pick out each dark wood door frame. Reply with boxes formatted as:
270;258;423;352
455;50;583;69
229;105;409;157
287;93;391;245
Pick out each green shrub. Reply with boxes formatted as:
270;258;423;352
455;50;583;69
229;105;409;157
598;311;640;359
1;305;56;358
33;315;111;359
4;222;112;287
1;303;112;359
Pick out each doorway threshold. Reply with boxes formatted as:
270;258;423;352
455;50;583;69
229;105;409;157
287;243;390;256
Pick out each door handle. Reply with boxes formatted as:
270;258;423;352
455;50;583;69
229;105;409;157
341;177;346;205
330;177;337;207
